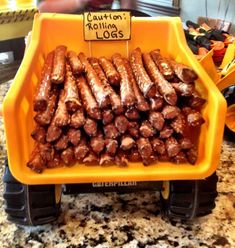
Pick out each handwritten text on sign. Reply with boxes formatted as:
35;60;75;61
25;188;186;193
84;11;131;41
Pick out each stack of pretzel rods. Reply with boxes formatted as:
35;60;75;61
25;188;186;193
28;45;206;173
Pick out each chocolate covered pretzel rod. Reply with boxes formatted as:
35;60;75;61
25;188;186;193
150;49;174;80
46;117;62;143
189;91;206;109
139;120;155;138
123;58;150;112
169;59;198;83
70;108;86;128
99;56;121;86
77;75;101;120
88;57;108;84
61;146;74;165
67;50;83;75
64;64;82;112
53;90;70;127
89;57;123;114
137;137;153;160
51;45;67;84
130;48;156;98
115;115;129;134
55;134;69;151
68;128;81;146
149;97;164;111
142;52;177;106
74;137;89;161
100;152;114;166
120;135;135;150
83;118;97;137
105;139;118;156
28;143;55;173
112;53;136;108
79;52;110;108
102;109;114;125
27;145;45;173
31;125;46;144
34;92;58;126
34;51;54;112
125;107;140;120
90;130;105;155
171;82;194;97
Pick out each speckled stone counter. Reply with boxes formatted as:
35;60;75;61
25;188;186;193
0;79;235;248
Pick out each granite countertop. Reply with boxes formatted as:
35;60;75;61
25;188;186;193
0;79;235;248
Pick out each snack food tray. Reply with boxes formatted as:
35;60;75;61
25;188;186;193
2;13;226;184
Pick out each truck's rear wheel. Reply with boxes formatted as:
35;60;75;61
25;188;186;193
3;162;61;226
160;173;218;220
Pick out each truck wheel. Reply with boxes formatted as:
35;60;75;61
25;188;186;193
160;173;218;220
223;85;235;142
3;162;61;226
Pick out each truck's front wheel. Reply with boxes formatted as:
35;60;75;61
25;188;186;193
3;163;61;226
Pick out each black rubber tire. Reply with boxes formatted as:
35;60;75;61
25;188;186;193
160;173;218;220
223;85;235;142
3;161;61;226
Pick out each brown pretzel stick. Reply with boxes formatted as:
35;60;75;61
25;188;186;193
169;59;198;83
89;57;123;114
137;137;153;160
123;58;150;111
79;52;110;108
99;56;120;86
27;145;46;173
34;92;58;126
74;138;89;161
77;76;101;120
51;45;67;84
46;117;62;143
64;64;82;112
112;53;136;107
83;118;98;137
53;90;70;127
142;52;177;105
70;108;86;128
130;48;156;98
31;125;46;144
150;49;174;80
34;51;54;112
67;50;83;75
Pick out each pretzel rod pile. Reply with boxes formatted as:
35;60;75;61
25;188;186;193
28;46;206;173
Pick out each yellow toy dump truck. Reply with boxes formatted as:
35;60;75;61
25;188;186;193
199;41;235;141
2;13;226;225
